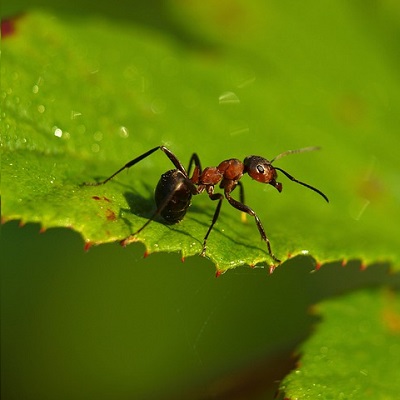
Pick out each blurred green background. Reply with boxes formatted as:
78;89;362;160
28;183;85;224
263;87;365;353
2;1;399;399
3;221;393;399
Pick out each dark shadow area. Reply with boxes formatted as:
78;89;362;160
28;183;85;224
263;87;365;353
2;221;399;400
175;349;298;400
170;256;400;400
308;259;400;299
121;188;269;258
122;191;155;219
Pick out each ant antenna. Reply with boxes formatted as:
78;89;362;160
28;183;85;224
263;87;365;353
271;146;320;163
270;146;329;203
273;167;329;202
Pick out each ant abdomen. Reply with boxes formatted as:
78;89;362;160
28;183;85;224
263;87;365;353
155;170;193;223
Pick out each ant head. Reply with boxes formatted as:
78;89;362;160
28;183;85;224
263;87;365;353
243;156;282;192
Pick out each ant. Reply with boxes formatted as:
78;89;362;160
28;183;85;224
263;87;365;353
84;145;328;263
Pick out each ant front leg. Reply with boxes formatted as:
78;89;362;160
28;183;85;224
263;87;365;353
224;191;281;264
200;191;224;257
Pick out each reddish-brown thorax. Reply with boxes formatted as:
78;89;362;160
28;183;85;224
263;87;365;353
195;158;244;186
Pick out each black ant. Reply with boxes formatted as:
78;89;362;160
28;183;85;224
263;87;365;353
84;145;328;263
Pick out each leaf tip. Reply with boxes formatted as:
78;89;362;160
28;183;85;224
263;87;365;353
360;261;367;271
120;238;129;247
215;269;226;278
84;241;93;252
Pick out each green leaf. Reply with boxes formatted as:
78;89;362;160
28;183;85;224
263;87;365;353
278;288;400;399
2;5;399;273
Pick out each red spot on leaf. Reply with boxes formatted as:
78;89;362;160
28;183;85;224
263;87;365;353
315;261;322;270
105;208;116;221
360;262;367;271
92;195;112;203
215;270;222;278
143;250;150;258
1;15;21;38
181;256;185;263
341;259;348;267
39;226;47;234
84;241;93;251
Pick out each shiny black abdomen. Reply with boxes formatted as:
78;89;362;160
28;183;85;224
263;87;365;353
155;169;193;223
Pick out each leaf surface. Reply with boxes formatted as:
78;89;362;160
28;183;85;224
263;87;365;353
278;289;400;399
2;6;399;273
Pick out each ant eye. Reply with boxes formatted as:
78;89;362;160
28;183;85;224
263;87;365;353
256;165;265;174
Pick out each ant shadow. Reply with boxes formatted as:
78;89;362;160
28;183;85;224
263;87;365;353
118;184;203;244
119;185;265;256
188;212;266;255
94;172;270;257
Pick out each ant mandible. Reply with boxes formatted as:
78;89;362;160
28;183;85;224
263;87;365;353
85;145;329;263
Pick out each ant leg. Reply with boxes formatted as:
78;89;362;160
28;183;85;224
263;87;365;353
236;181;247;223
120;212;158;246
83;145;189;186
225;192;281;263
200;193;224;257
83;146;161;186
187;153;202;177
159;146;188;174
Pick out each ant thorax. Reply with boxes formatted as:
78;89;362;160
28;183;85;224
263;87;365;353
198;158;244;186
217;159;244;181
